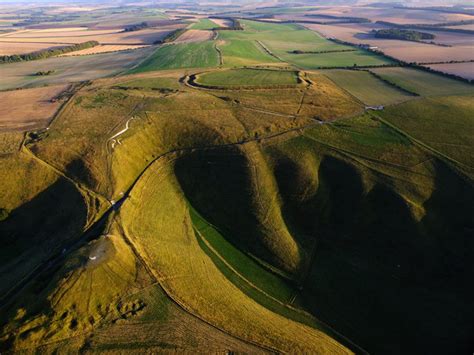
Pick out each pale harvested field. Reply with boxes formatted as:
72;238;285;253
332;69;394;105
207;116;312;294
0;28;116;38
174;29;213;43
426;62;474;80
304;23;474;63
59;44;150;56
0;47;154;90
19;27;90;33
301;6;474;24
210;18;232;27
0;26;182;45
425;31;474;46
448;24;474;31
0;84;69;131
0;42;62;55
48;6;106;13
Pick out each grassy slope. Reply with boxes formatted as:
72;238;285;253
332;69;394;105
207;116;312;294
0;132;105;299
129;42;219;72
378;95;474;172
2;54;473;355
371;67;474;96
218;38;278;67
195;68;299;87
119;157;351;354
322;69;413;106
264;114;474;354
0;64;360;352
115;77;181;90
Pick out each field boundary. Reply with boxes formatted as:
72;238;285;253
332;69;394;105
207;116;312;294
372;113;474;185
255;40;285;62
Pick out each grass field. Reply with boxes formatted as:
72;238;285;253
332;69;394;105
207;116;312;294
129;42;219;72
282;50;392;69
218;39;278;67
189;18;217;30
378;95;474;171
195;68;299;87
321;69;414;106
217;20;392;69
370;67;474;96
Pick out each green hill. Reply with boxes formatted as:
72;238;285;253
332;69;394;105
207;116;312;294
1;13;473;355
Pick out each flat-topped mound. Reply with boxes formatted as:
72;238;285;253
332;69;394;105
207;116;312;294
194;68;301;89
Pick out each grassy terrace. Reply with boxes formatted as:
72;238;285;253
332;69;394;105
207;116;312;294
194;68;300;88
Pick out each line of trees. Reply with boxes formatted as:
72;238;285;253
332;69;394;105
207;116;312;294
376;21;474;35
304;14;371;23
210;17;244;31
327;38;473;84
0;41;99;64
123;22;149;32
363;70;419;96
373;28;435;41
154;28;187;44
289;49;356;54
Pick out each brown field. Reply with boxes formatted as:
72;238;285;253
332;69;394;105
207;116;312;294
210;18;232;27
174;29;214;43
0;47;154;90
47;6;107;14
299;6;474;24
425;62;474;80
0;25;183;45
424;30;474;46
448;24;474;31
0;85;69;131
304;23;474;64
59;44;150;56
0;42;62;55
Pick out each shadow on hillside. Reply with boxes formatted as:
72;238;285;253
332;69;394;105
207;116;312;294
295;157;474;355
173;145;474;354
0;177;87;268
0;177;88;346
174;147;286;270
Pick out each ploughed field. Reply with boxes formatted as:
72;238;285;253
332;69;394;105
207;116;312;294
1;8;473;355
